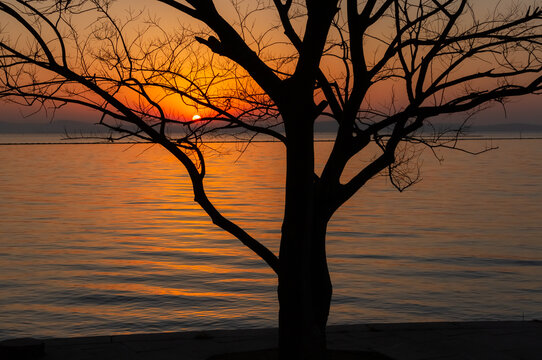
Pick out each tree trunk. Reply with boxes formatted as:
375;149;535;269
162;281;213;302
278;219;332;360
278;110;332;360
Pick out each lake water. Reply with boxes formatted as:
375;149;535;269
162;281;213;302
1;134;541;340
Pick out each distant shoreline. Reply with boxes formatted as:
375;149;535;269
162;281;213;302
1;135;542;146
2;119;542;135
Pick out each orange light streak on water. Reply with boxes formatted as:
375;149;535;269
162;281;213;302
1;139;542;340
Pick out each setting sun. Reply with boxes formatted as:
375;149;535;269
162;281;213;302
192;114;201;121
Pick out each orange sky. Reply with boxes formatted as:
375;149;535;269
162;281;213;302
1;0;541;128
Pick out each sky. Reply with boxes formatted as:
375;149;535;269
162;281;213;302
0;0;541;130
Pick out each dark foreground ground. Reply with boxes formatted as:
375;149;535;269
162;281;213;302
1;321;541;360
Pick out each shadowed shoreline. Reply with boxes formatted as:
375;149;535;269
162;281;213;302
1;321;541;360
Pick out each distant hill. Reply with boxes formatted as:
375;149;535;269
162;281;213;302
465;123;542;134
314;120;542;135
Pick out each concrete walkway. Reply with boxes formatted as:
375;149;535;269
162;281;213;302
1;321;541;359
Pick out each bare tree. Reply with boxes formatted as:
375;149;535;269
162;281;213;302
1;0;541;358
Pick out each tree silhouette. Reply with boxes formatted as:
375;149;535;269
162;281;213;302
1;0;541;358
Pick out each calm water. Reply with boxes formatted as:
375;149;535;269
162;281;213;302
1;135;541;340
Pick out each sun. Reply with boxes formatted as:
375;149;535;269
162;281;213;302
192;114;201;121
